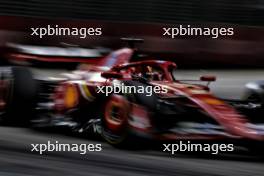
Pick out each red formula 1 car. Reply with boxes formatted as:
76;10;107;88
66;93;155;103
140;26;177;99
0;39;263;147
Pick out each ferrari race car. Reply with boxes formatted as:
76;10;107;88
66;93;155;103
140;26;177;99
0;40;264;147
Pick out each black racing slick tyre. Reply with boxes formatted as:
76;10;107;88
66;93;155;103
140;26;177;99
0;67;38;125
246;141;264;156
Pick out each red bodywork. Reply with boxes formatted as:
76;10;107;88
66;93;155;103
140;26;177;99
52;47;264;142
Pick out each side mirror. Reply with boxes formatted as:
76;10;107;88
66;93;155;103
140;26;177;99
200;75;216;82
101;71;123;79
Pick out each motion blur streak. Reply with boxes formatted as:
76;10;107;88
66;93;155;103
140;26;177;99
0;127;263;176
0;1;263;176
0;70;264;176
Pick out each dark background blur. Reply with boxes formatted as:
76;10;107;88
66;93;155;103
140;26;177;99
0;0;264;68
0;0;263;25
0;2;264;176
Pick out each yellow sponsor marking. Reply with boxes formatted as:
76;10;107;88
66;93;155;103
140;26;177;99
82;84;95;100
65;85;78;108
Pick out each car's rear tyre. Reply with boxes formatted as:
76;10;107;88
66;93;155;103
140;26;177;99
0;67;37;125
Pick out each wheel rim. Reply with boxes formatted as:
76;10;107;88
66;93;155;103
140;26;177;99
104;94;129;132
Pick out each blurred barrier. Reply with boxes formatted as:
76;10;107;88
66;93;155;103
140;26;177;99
0;0;263;26
0;16;264;68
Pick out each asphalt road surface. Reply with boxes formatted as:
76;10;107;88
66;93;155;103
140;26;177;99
0;69;264;176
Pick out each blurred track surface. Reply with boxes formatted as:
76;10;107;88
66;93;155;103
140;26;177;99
0;69;264;176
0;127;264;176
